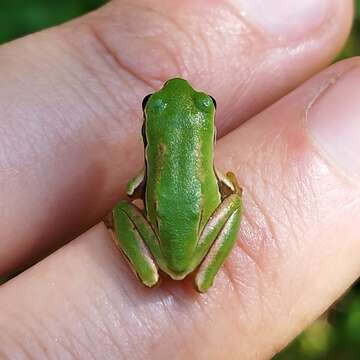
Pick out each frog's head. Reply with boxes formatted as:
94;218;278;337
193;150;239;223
142;78;216;119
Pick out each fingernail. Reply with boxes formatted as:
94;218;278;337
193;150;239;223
240;0;332;40
306;67;360;177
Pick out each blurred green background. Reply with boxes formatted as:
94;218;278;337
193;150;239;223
0;1;359;359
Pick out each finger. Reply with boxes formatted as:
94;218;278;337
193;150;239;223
2;57;360;359
0;0;352;275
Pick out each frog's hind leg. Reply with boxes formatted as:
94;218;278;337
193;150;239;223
193;193;242;293
112;201;163;288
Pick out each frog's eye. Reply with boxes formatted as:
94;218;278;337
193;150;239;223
194;93;214;111
210;95;217;109
151;98;167;113
142;93;153;111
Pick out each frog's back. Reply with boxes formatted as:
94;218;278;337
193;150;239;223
144;79;220;276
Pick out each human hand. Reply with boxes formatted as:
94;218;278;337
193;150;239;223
0;1;357;358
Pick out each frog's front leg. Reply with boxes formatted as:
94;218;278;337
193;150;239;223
192;193;242;293
112;201;164;288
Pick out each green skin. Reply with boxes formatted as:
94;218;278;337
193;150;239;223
112;78;242;293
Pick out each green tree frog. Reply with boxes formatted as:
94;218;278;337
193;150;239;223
112;78;242;293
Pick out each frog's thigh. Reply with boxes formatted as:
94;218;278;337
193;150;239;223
194;194;242;293
112;201;160;288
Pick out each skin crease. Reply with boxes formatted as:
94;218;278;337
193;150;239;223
0;0;359;359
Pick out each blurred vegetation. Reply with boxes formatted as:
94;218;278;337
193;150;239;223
0;0;106;44
0;0;360;359
337;0;360;60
